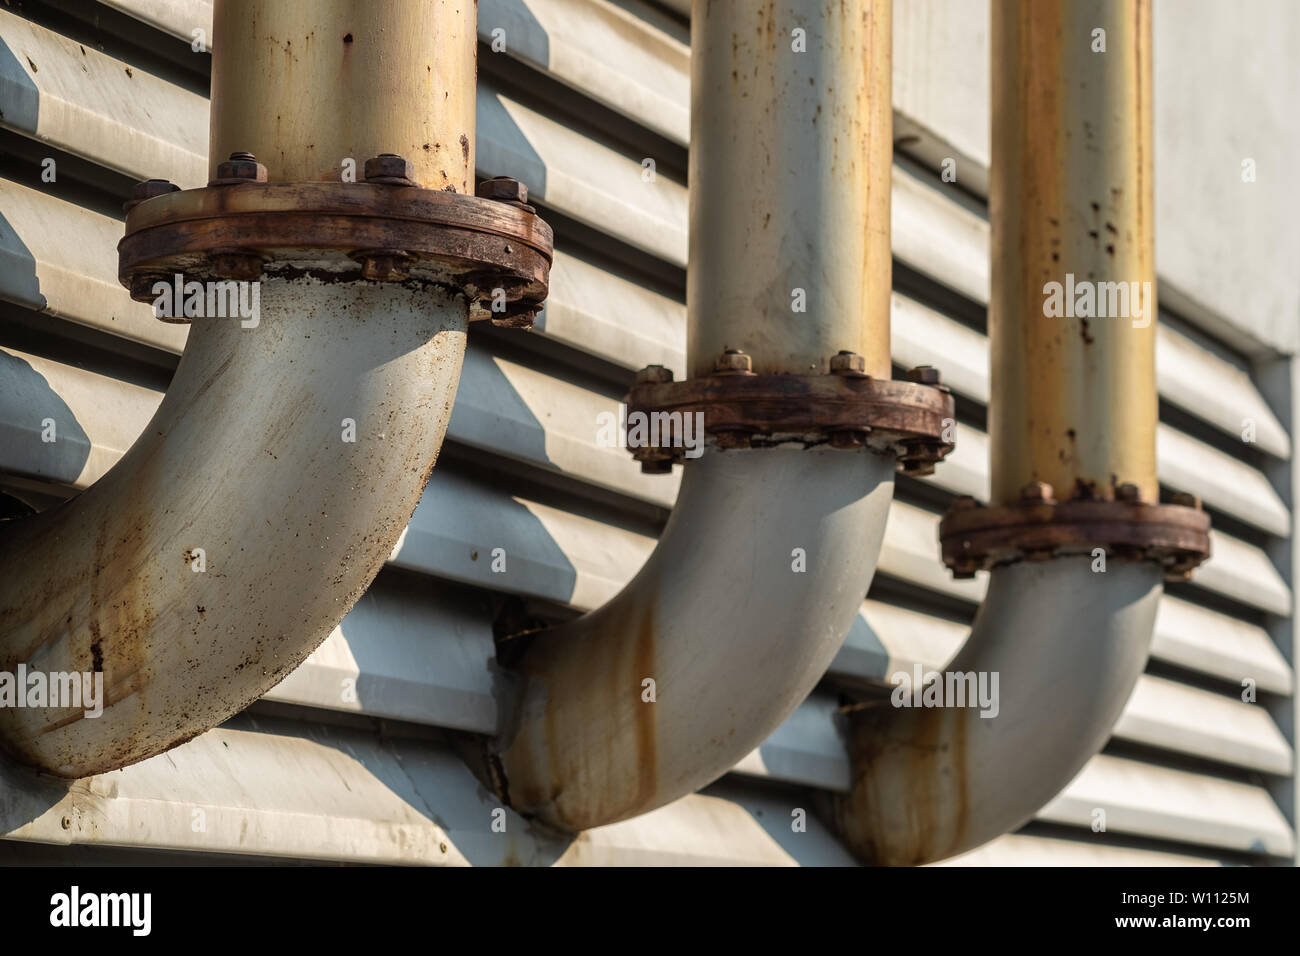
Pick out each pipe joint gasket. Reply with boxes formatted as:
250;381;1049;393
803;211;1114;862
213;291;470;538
118;177;553;327
940;485;1211;582
626;354;955;476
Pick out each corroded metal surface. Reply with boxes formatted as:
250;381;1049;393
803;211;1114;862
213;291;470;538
940;486;1211;581
118;179;553;326
209;0;478;191
625;357;954;476
989;0;1157;505
688;0;893;378
0;278;467;776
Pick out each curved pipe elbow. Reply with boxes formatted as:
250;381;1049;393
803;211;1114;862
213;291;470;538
833;555;1163;865
0;276;467;776
492;446;896;831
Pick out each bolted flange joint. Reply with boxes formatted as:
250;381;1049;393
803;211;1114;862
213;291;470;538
624;350;956;476
939;481;1212;582
118;164;553;328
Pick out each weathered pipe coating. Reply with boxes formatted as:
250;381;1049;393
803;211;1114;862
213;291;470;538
487;0;899;830
0;278;466;775
833;0;1164;865
833;557;1161;864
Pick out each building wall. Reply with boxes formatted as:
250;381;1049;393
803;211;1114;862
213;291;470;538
0;0;1294;865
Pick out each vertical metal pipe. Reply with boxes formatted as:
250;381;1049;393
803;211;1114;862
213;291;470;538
990;0;1156;505
210;0;477;190
687;0;892;378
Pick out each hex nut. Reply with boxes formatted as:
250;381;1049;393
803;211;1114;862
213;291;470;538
213;152;268;184
1019;480;1055;504
1171;491;1201;509
714;349;753;374
364;153;416;186
477;177;529;205
208;252;263;282
906;365;942;386
829;350;867;376
124;179;180;213
1115;482;1142;503
635;365;674;386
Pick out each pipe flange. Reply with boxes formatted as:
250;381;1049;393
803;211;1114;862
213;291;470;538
940;485;1211;582
626;354;955;476
118;171;552;327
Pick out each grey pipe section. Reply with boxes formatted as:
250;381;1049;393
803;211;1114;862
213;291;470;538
483;0;898;832
833;556;1162;864
492;446;894;830
0;277;466;775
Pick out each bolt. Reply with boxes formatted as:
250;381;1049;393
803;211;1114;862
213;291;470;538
477;177;529;205
128;273;168;304
714;349;753;374
714;429;752;450
1115;482;1142;503
358;252;412;282
131;178;179;202
829;350;867;376
635;365;674;386
209;252;263;282
1019;480;1055;504
906;365;942;385
829;429;867;450
1171;491;1201;509
364;153;416;186
213;151;267;184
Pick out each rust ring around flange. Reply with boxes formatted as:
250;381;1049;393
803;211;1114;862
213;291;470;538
940;492;1212;582
625;365;956;476
117;182;553;327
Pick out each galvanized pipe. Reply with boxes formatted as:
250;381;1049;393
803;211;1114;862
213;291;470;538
989;0;1157;505
833;0;1162;865
488;0;897;830
0;0;472;775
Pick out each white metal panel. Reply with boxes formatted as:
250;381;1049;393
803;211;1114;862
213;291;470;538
1153;595;1293;695
449;347;680;508
0;715;855;865
0;346;157;488
266;578;500;735
480;0;689;145
938;833;1222;867
1040;753;1296;857
0;179;186;352
0;8;208;186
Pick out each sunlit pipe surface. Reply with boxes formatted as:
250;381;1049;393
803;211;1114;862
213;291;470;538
834;557;1161;864
495;447;894;830
489;0;897;831
0;278;467;775
832;0;1162;864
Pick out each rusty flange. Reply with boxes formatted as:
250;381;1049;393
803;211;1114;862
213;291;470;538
118;163;552;327
626;352;955;476
940;484;1211;582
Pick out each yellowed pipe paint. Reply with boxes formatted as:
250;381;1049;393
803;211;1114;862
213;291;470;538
989;0;1157;505
210;0;476;190
687;0;892;378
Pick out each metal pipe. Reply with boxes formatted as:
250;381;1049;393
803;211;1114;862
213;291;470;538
833;557;1162;863
211;0;477;191
989;0;1156;505
485;0;897;830
832;0;1163;864
687;0;892;379
0;0;473;775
